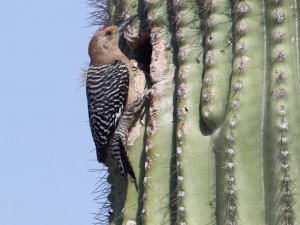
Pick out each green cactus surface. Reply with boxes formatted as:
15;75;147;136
87;0;300;224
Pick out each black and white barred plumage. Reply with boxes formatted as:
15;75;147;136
86;60;136;182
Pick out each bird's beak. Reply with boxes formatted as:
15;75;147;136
117;14;139;33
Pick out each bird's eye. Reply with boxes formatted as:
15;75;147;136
106;30;112;36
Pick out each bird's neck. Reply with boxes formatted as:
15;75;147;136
91;48;129;66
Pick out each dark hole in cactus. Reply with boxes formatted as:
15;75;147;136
119;33;152;75
132;38;152;74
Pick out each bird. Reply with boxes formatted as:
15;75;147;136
86;14;143;189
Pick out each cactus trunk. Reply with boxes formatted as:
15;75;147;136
88;0;300;224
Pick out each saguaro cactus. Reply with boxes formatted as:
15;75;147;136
87;0;300;224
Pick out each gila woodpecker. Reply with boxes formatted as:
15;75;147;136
86;14;144;188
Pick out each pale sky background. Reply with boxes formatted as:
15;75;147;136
0;1;102;224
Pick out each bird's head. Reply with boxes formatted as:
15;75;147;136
88;14;138;66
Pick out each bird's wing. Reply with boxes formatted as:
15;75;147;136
86;60;129;162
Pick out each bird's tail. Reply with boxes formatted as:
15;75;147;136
111;136;138;191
